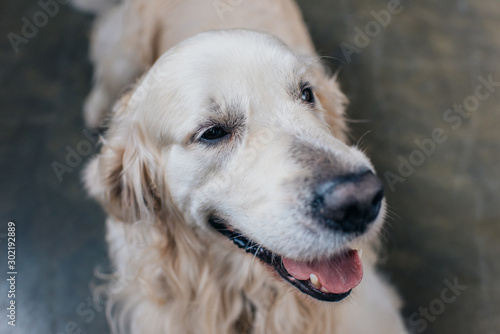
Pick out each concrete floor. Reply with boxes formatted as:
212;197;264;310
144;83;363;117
0;1;499;333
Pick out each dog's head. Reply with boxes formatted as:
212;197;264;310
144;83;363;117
85;30;385;302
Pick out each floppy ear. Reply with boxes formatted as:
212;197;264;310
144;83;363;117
312;64;349;143
84;93;162;223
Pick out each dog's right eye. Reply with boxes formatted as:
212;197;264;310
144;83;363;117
200;126;230;143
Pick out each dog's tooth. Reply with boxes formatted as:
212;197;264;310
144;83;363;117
357;249;363;259
309;274;321;289
321;287;330;293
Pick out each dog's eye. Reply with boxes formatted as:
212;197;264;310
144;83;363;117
200;126;230;143
301;86;315;104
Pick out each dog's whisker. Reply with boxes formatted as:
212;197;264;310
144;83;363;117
246;244;264;285
354;130;372;149
384;211;398;222
318;55;348;66
385;205;402;221
344;118;372;124
250;245;262;265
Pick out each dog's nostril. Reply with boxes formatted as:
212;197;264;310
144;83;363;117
372;189;384;206
312;171;384;233
312;196;323;209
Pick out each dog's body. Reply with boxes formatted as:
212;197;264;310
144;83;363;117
79;0;408;333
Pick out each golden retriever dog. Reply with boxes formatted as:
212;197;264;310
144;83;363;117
78;0;408;333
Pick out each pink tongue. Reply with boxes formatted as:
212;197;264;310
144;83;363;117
282;250;363;294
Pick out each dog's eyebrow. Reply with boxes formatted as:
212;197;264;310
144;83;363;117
210;99;244;120
186;99;246;144
209;99;246;124
210;99;224;116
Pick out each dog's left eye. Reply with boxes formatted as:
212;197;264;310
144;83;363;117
200;126;230;143
301;86;315;104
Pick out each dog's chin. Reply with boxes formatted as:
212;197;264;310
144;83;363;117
208;218;363;302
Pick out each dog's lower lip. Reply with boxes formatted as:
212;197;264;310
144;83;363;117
208;217;351;302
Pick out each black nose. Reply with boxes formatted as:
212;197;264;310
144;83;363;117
312;171;384;233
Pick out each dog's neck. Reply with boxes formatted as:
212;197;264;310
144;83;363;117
105;217;345;334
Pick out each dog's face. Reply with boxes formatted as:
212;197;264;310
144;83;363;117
87;30;385;302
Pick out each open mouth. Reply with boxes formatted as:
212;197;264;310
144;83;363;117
209;218;363;302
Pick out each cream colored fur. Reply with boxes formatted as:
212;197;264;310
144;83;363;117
81;0;408;333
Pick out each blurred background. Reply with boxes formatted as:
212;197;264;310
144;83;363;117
0;0;499;333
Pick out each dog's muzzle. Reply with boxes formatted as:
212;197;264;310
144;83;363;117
207;171;384;302
208;218;361;302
